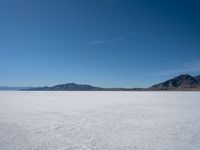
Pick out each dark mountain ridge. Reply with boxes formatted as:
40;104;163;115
150;74;200;90
194;75;200;83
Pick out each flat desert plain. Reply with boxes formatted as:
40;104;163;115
0;91;200;150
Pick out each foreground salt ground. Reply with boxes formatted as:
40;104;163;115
0;92;200;150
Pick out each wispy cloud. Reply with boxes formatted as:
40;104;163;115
155;61;200;76
88;35;133;45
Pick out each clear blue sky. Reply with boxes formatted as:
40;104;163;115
0;0;200;87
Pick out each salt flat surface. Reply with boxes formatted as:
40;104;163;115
0;92;200;150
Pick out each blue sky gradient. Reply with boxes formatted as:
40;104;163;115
0;0;200;87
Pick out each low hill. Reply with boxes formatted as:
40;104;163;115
27;83;103;91
0;86;32;91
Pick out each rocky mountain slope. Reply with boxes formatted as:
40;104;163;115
150;74;200;90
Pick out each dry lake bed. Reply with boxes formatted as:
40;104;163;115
0;91;200;150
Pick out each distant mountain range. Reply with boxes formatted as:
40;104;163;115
25;83;146;91
0;86;32;91
149;74;200;90
1;74;200;91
